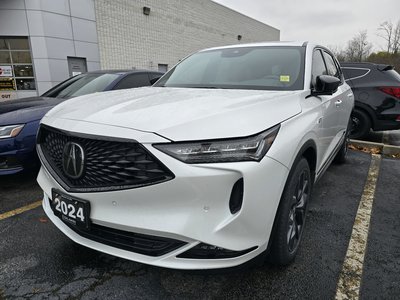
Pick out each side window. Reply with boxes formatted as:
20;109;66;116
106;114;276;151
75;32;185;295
113;73;151;90
342;68;369;81
323;51;340;79
311;50;327;87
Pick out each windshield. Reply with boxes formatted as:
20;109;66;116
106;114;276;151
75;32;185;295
155;46;305;91
42;73;120;98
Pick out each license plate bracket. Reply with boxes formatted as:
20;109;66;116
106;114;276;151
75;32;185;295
50;189;91;230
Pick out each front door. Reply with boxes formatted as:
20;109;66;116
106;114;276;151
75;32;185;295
311;49;338;171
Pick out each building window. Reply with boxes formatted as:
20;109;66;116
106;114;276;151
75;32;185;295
0;37;35;92
158;64;168;73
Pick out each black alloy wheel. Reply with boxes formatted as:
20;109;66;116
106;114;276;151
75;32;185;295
269;158;311;265
287;169;309;253
350;109;371;140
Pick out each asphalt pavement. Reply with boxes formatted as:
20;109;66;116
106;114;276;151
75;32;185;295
361;156;400;298
0;150;399;299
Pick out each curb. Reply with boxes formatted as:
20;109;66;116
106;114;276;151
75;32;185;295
349;139;400;157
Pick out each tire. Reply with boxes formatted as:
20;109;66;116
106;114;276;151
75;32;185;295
349;109;371;140
334;118;351;164
269;158;311;266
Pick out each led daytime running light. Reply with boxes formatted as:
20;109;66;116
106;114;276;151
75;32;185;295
154;125;280;164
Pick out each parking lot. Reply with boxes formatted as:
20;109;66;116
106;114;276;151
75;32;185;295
1;148;399;299
363;130;400;147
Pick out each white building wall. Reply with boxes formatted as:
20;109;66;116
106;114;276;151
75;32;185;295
95;0;280;70
0;0;100;96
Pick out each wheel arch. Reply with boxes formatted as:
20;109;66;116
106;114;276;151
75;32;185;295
297;140;317;183
284;138;318;184
265;139;317;259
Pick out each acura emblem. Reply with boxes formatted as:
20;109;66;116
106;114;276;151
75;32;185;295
62;142;85;179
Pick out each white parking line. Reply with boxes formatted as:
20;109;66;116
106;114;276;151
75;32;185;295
335;154;381;300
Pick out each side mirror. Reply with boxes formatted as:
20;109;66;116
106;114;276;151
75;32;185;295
312;75;340;96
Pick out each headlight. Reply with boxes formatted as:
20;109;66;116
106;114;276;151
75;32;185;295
0;124;25;139
153;125;280;163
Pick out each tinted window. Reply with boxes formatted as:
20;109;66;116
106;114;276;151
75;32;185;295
155;46;305;91
342;68;370;81
311;50;327;87
113;73;150;90
149;72;163;84
323;51;340;78
45;73;119;98
149;73;162;80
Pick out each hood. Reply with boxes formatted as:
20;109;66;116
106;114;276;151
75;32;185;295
0;97;65;125
46;87;304;141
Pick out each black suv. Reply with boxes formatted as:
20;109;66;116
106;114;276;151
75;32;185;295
341;62;400;139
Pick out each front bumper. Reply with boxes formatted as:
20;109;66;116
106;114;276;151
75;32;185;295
39;151;288;269
37;118;289;269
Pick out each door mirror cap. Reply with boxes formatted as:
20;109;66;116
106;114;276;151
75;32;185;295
312;75;340;96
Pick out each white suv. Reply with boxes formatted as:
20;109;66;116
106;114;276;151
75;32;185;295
37;42;354;270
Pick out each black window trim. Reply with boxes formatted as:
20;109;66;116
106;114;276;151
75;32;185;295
312;46;344;87
321;49;344;84
311;48;328;89
341;67;371;82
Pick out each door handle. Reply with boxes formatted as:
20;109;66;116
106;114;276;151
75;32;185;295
335;99;342;107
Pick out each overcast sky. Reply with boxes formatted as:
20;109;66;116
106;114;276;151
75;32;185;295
213;0;400;52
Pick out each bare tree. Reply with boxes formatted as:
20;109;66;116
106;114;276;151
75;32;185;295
328;44;347;62
345;30;372;62
378;21;394;53
377;20;400;54
393;21;400;54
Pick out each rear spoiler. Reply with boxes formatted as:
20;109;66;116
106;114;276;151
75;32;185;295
377;64;394;71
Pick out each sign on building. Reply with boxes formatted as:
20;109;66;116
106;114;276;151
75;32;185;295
0;77;16;90
0;66;13;77
0;92;17;101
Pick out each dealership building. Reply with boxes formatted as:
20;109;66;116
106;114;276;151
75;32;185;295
0;0;279;100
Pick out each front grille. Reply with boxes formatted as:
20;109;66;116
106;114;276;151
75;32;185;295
37;125;174;192
65;222;186;257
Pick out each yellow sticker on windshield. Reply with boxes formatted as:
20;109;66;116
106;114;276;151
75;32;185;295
280;75;290;82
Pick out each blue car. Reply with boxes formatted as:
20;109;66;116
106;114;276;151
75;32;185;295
0;69;163;175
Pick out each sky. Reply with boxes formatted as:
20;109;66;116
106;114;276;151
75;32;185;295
213;0;400;52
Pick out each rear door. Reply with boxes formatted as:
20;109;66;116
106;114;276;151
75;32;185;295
341;66;370;109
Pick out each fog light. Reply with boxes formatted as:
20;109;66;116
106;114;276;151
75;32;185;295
177;243;256;259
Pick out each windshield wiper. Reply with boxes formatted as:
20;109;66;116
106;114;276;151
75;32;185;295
188;86;225;89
